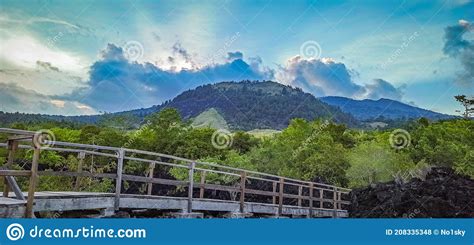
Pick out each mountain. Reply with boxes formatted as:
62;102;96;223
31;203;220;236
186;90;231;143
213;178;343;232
159;81;358;130
319;96;454;121
0;81;357;130
2;81;455;130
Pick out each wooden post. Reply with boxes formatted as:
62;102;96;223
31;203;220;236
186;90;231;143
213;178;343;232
147;162;155;195
278;177;284;216
3;140;18;197
114;149;124;211
319;188;324;209
272;181;277;205
187;161;195;213
297;185;303;207
337;192;341;210
199;170;206;199
308;183;314;218
25;142;40;218
333;187;337;218
74;151;85;191
239;171;246;213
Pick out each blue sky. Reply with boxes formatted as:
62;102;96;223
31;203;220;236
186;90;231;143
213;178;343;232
0;0;473;115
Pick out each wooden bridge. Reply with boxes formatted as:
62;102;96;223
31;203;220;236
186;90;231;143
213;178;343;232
0;128;350;218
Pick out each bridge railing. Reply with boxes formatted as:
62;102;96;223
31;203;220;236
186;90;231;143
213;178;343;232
0;128;350;218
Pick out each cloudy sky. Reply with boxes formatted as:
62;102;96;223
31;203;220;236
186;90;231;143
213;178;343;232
0;0;473;115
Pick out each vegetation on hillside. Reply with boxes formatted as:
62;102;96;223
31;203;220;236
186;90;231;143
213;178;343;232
0;81;358;131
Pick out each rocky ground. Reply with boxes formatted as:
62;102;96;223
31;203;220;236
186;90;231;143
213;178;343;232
349;167;473;218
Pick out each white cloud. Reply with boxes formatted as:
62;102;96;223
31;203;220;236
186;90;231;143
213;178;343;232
0;33;87;76
0;82;97;115
50;99;66;108
275;55;403;100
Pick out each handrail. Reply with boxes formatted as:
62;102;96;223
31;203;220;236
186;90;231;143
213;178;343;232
0;127;351;217
0;127;350;191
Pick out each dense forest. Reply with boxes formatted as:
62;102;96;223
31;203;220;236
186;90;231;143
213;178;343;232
1;106;472;194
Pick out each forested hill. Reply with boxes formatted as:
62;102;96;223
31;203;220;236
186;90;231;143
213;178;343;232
0;81;357;130
156;81;358;130
319;96;454;121
0;81;457;130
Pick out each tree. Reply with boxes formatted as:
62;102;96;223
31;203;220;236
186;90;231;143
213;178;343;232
79;125;101;144
346;140;414;188
145;108;186;155
454;95;474;118
231;131;260;153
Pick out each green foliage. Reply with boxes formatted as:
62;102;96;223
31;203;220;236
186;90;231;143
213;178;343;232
231;131;260;154
247;119;351;186
409;119;474;173
346;140;414;188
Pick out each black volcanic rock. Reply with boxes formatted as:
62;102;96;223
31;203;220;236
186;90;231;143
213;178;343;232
349;167;474;218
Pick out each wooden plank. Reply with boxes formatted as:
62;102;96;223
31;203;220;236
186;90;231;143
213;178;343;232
114;149;124;211
74;151;85;191
0;170;31;177
297;185;303;206
122;174;187;186
333;187;337;210
39;171;116;179
25;144;40;218
239;171;246;213
245;188;277;197
199;170;206;199
187;162;195;213
7;135;34;141
278;177;284;216
282;193;309;200
5;176;25;200
0;128;36;136
198;182;238;193
147;162;155;195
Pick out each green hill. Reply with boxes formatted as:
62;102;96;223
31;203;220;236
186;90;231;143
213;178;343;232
159;81;358;130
